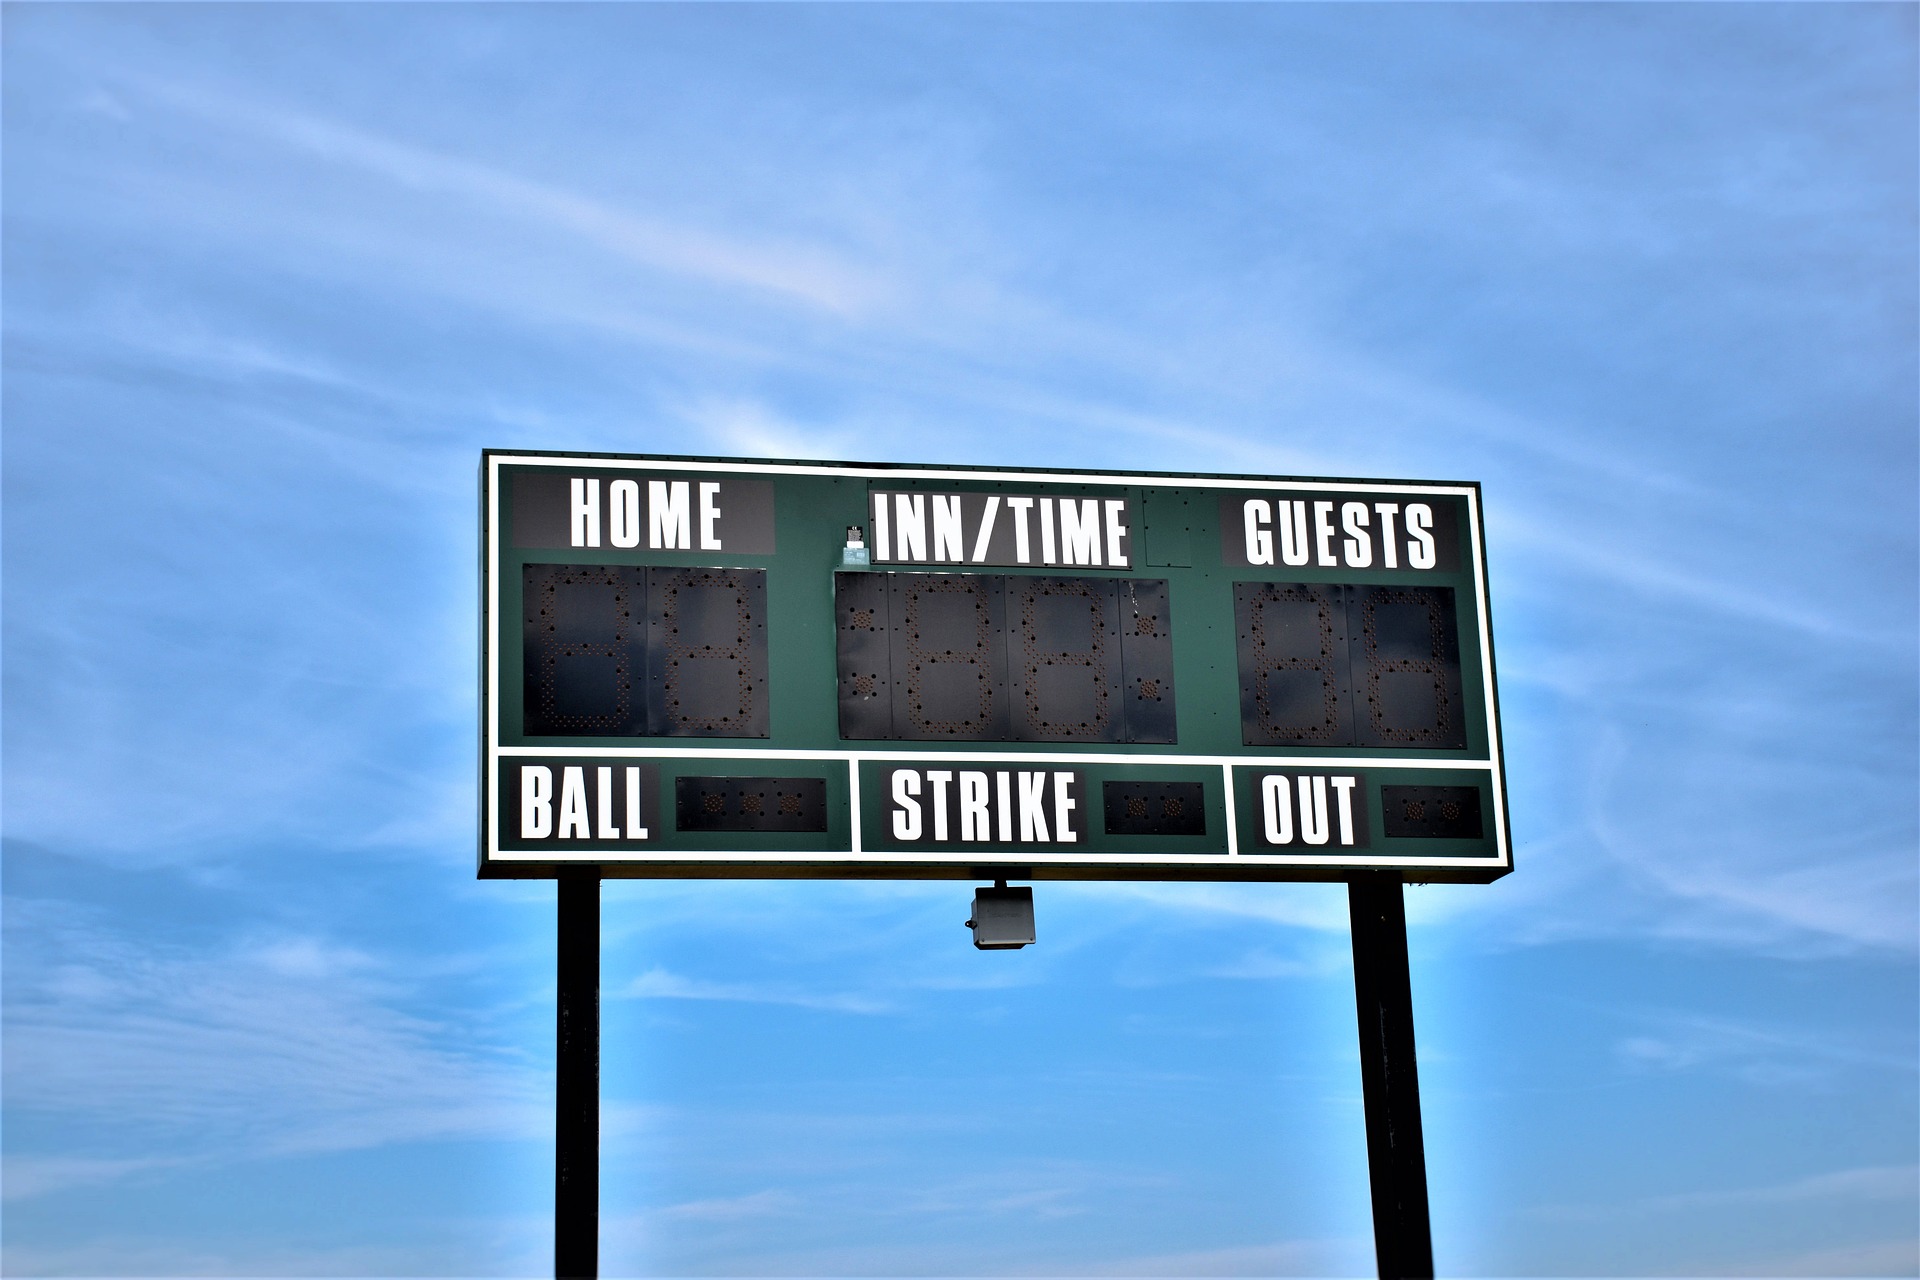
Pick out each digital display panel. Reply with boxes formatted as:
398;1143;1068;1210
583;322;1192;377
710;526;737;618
482;453;1509;883
1233;583;1465;749
522;564;768;738
834;572;1175;744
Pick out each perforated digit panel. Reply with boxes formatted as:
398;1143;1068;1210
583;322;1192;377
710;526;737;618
646;569;769;738
1234;582;1354;746
1350;586;1465;750
834;572;895;740
1381;785;1483;839
1009;577;1123;742
890;573;1009;740
1117;578;1177;743
1102;780;1206;835
842;572;1181;744
522;564;649;736
674;776;828;832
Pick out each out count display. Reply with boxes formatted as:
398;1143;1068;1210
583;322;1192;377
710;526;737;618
481;453;1510;883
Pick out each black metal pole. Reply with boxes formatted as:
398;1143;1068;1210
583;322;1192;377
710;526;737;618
555;873;600;1280
1348;873;1434;1280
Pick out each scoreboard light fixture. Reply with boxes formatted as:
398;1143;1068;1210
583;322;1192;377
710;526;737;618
966;883;1037;951
481;452;1510;884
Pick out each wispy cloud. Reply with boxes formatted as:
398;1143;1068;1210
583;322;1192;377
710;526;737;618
657;1188;802;1223
1203;945;1350;982
1530;1163;1919;1223
0;1227;547;1279
1612;1008;1913;1085
623;966;893;1015
1048;1235;1371;1278
1075;882;1353;934
598;1155;1200;1275
2;904;547;1193
1661;1163;1918;1211
0;1155;185;1202
127;75;887;318
1730;1235;1920;1278
1495;508;1908;645
1579;726;1920;956
674;395;865;463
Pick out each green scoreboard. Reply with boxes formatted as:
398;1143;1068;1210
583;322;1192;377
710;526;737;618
480;452;1510;883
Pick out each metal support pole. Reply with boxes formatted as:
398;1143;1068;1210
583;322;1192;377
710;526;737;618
1348;873;1434;1280
555;874;600;1280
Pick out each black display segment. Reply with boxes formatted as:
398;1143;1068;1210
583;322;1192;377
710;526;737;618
648;568;769;738
834;571;894;742
1117;578;1177;743
1235;583;1467;750
835;572;1177;743
523;565;649;736
1350;586;1465;750
1103;780;1207;835
522;564;768;738
1234;582;1353;745
1010;577;1122;742
1381;785;1483;839
896;573;1010;740
675;776;828;832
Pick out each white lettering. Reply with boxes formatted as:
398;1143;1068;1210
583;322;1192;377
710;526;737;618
1341;502;1373;568
932;495;964;561
1374;503;1400;569
1331;776;1358;846
1313;501;1338;567
1279;500;1310;566
624;767;648;840
649;481;690;549
872;491;891;561
895;493;927;562
608;480;640;548
1261;775;1293;845
1018;771;1049;841
698;482;722;550
1053;771;1078;842
1059;499;1101;566
559;766;591;840
891;769;922;840
926;770;952;841
972;496;1001;563
1039;498;1057;564
1104;499;1129;567
521;766;553;839
570;478;600;548
996;771;1013;841
1406;503;1436;569
1298;775;1329;845
596;766;618;838
959;771;990;841
1244;499;1274;566
1007;496;1034;563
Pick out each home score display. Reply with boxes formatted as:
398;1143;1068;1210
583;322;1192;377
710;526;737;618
481;453;1510;881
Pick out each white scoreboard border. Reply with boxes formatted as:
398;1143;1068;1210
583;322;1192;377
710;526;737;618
483;454;1508;874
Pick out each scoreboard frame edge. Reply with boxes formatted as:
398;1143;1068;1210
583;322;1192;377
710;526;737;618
477;449;1513;884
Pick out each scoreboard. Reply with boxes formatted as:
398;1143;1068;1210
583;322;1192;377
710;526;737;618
480;452;1510;882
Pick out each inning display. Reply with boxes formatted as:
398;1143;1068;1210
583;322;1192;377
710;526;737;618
834;572;1175;743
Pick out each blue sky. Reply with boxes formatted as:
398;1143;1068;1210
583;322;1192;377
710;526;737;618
3;3;1915;1276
